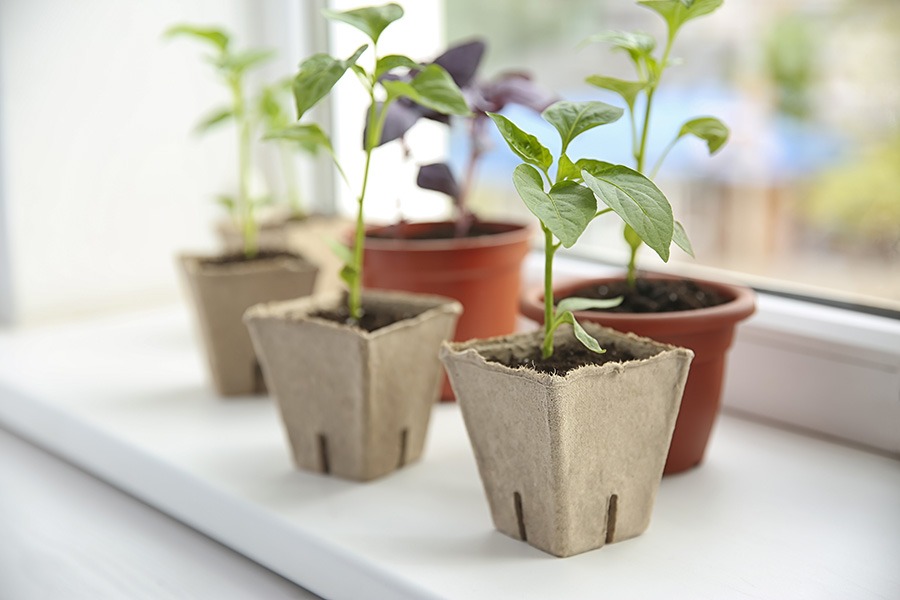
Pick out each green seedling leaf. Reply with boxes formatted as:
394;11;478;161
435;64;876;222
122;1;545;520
624;223;643;252
382;65;471;116
326;238;354;264
375;54;421;80
638;0;724;37
581;30;656;63
557;311;605;354
339;263;358;288
585;75;647;110
323;3;404;44
265;123;349;183
165;25;230;52
677;116;729;154
293;45;367;120
216;195;235;212
557;154;580;181
488;113;552;171
556;296;623;313
194;107;233;133
513;165;595;248
672;220;694;257
542;100;623;154
581;163;674;261
221;48;275;73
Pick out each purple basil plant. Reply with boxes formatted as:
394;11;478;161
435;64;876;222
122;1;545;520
376;40;557;236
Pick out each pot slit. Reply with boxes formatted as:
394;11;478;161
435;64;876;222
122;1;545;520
514;491;527;542
606;494;618;544
397;428;409;468
318;434;330;474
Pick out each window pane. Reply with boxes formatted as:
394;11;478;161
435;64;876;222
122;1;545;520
446;0;900;308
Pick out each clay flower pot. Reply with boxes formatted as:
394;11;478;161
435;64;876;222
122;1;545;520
363;220;532;399
244;290;462;482
520;274;755;474
441;324;693;557
179;253;318;396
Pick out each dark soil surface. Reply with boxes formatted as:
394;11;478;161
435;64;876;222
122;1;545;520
366;221;502;240
312;300;425;332
491;340;640;375
200;250;299;266
565;278;729;313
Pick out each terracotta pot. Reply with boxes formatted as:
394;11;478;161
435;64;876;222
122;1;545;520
362;221;532;399
244;290;462;481
441;324;693;557
520;274;755;475
179;253;318;396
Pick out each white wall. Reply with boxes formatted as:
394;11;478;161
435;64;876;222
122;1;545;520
0;0;314;325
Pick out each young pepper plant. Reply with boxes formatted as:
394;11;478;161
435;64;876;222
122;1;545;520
269;3;470;321
583;0;729;286
165;25;275;259
489;100;676;359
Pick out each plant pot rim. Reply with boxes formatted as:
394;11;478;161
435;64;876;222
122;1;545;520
441;323;693;385
520;272;756;334
180;252;317;278
244;289;462;340
362;220;533;252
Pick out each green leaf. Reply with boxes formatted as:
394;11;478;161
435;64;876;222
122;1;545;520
164;25;230;52
293;45;367;120
624;223;643;252
265;123;331;149
581;30;656;64
513;165;595;248
194;107;233;133
221;48;275;73
326;238;354;264
581;163;674;261
557;154;580;181
672;220;694;257
339;263;358;288
556;296;623;313
375;54;421;80
323;3;404;44
487;113;552;171
541;100;623;154
382;65;471;116
585;75;647;110
677;116;729;154
216;195;235;212
557;311;606;355
638;0;724;37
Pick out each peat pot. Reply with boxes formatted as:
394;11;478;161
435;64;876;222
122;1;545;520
245;290;462;481
363;220;532;400
441;324;693;557
520;274;755;474
179;253;318;396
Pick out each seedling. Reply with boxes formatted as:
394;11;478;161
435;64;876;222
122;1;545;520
165;25;275;258
378;40;556;236
490;99;678;358
270;3;470;320
584;0;729;285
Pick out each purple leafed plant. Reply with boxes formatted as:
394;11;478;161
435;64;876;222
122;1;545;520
377;40;557;237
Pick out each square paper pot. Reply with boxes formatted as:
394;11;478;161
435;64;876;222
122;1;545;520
441;324;693;557
179;254;317;396
244;290;462;481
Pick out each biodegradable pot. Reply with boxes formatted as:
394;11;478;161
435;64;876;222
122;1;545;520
218;213;352;295
520;274;755;475
363;221;532;399
244;290;462;482
179;253;317;396
441;324;693;557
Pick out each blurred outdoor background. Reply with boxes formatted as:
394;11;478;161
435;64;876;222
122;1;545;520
0;0;897;324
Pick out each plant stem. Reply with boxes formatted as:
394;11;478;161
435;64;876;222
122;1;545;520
542;226;557;360
231;74;257;259
279;142;304;218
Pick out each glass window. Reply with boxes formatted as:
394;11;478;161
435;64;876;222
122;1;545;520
445;0;900;309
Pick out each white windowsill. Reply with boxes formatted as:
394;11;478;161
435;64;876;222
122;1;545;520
0;260;897;599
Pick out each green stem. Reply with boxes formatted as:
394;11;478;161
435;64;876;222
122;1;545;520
650;136;679;180
231;74;257;258
626;244;638;287
542;226;557;360
279;142;304;218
